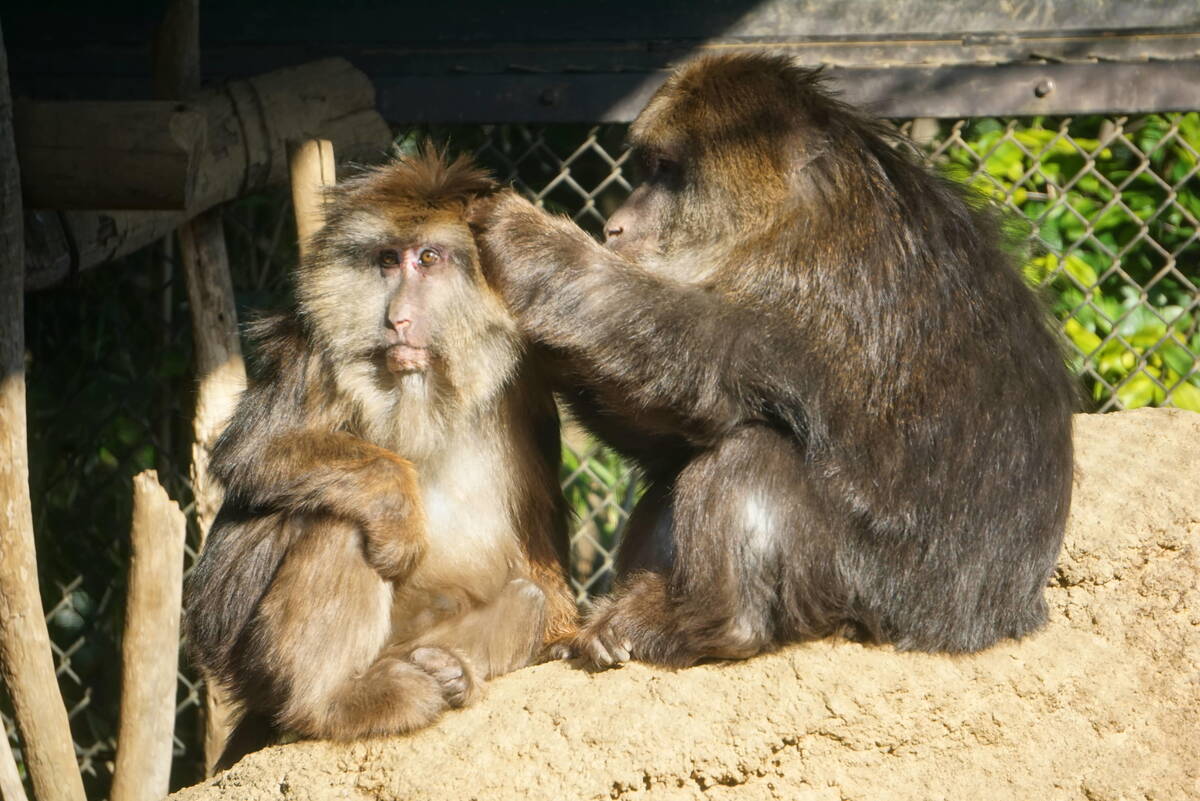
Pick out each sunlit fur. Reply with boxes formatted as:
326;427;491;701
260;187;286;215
184;148;577;769
475;53;1076;668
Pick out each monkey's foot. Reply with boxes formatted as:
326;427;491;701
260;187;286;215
540;638;574;662
572;600;633;670
408;647;479;708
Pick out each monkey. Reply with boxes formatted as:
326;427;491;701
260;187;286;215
183;147;577;769
470;53;1076;669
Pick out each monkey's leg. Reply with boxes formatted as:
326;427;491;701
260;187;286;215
575;425;834;669
524;565;579;661
417;577;549;680
251;518;461;741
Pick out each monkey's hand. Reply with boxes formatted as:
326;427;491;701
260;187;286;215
470;188;597;318
571;596;633;670
259;432;427;580
572;572;718;670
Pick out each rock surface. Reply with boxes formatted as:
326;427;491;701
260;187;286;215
172;409;1200;801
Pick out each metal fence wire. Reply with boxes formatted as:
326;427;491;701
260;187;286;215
5;113;1199;798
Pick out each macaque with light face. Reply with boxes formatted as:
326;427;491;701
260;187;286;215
184;148;576;769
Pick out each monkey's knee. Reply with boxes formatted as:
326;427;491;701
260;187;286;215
470;578;549;677
500;577;546;615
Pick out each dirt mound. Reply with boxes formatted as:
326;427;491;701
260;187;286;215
171;408;1200;801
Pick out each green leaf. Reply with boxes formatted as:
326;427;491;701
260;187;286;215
1115;372;1163;408
1169;380;1200;412
1064;318;1102;355
1062;254;1098;287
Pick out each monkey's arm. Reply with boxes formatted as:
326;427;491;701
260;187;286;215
223;427;425;578
476;193;806;440
209;320;426;578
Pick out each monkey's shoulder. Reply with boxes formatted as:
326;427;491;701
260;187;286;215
243;313;312;380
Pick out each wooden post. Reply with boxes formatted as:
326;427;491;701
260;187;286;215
0;21;87;801
180;209;245;776
288;139;336;261
177;211;245;550
152;0;247;774
0;716;29;801
110;471;186;801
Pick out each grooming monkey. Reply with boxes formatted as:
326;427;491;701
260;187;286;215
184;148;576;768
474;54;1075;667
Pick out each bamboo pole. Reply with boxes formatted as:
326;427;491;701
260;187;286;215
288;138;337;260
0;716;29;801
0;21;87;801
110;472;186;801
150;0;247;775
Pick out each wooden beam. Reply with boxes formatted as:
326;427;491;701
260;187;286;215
0;21;87;801
24;57;391;289
14;101;204;210
110;471;186;801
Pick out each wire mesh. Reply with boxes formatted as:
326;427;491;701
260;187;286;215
4;112;1198;798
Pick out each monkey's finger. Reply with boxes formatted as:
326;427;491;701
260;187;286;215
582;626;631;669
604;636;630;665
585;637;617;668
545;642;572;661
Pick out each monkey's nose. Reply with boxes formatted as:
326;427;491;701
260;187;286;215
605;225;624;240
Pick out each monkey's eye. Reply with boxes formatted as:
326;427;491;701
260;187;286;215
378;249;401;268
654;157;678;175
417;247;440;268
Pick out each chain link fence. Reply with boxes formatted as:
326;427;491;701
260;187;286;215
5;112;1198;798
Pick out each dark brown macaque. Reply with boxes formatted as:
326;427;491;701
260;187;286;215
472;54;1075;669
184;149;576;768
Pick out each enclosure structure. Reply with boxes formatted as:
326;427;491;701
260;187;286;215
2;1;1200;797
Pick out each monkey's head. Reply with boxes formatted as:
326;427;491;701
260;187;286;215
297;147;520;419
605;53;869;282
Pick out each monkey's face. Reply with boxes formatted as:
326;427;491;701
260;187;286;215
298;206;517;388
604;55;812;283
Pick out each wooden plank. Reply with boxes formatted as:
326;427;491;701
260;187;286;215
110;471;186;801
0;20;87;801
372;58;1200;123
5;0;1199;51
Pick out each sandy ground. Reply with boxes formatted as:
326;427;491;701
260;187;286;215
171;408;1200;801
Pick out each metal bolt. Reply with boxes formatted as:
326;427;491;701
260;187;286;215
1034;79;1055;99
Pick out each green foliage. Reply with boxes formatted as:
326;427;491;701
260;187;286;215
941;114;1200;411
560;438;642;594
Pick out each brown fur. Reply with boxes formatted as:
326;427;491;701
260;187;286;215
184;148;576;769
473;54;1075;669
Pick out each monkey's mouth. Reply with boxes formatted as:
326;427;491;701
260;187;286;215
385;344;430;374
